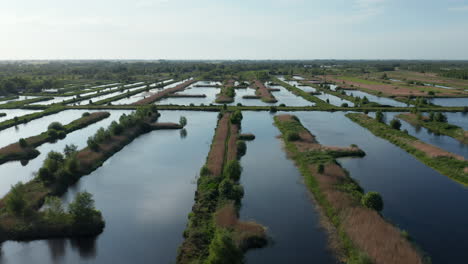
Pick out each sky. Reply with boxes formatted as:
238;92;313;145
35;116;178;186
1;0;468;60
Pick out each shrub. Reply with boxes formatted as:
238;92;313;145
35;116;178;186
434;112;447;123
43;196;67;224
19;138;28;148
109;121;123;136
269;106;277;113
390;119;402;130
82;112;91;117
375;111;384;123
341;103;348;107
47;129;58;140
237;141;246;157
69;191;97;223
48;122;64;131
5;182;27;216
361;192;384;212
279;103;286;107
87;137;100;152
179;116;187;127
38;167;53;182
206;229;242;264
286;131;300;141
224;160;242;181
230;110;243;124
200;165;211;176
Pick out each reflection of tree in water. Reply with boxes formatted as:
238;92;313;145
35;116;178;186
70;237;98;260
20;159;29;166
47;239;66;264
180;128;187;139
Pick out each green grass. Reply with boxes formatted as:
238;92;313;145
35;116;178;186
0;97;54;109
273;115;370;262
273;77;331;108
347;113;468;185
0;106;65;132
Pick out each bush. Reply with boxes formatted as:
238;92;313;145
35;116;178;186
43;196;67;224
341;103;348;107
361;192;384;212
6;182;27;216
48;122;64;131
237;141;246;157
286;131;300;141
19;138;28;148
69;191;97;223
224;160;242;181
109;121;123;136
434;112;447;123
375;111;384;123
82;112;91;117
230;110;243;124
390;119;402;130
269;106;277;113
206;229;242;264
87;137;100;152
279;103;286;107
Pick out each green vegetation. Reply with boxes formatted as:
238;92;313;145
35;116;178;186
347;113;468;185
361;192;384;212
179;116;187;127
273;77;330;108
178;112;266;264
0;106;65;132
274;115;422;263
0;112;110;165
398;113;467;144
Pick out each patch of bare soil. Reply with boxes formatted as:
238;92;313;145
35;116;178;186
411;141;465;161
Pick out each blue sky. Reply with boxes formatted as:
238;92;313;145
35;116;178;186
1;0;468;59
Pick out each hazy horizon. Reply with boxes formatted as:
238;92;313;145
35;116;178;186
2;0;468;60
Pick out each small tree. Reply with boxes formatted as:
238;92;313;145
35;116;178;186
286;132;300;141
434;112;447;123
317;164;325;174
390;119;402;130
224;160;242;181
43;196;67;224
64;144;78;158
48;122;64;131
237;141;246;157
87;137;100;152
375;111;384;123
179;116;187;127
69;191;97;223
206;229;243;264
361;192;383;212
19;138;28;148
6;182;26;217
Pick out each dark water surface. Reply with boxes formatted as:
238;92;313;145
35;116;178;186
0;111;217;264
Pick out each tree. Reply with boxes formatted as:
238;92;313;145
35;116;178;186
390;119;402;130
179;116;187;127
19;138;28;148
434;112;447;123
69;191;97;223
6;182;26;216
375;111;384;123
286;132;300;141
44;151;64;173
64;144;78;158
237;141;246;157
48;122;64;131
206;229;243;264
224;160;242;181
87;137;100;152
43;196;67;224
361;192;383;212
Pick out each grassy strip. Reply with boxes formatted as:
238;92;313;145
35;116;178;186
253;80;277;103
93;79;181;105
273;77;330;108
0;97;55;109
63;82;150;106
397;113;467;144
274;115;425;264
177;111;266;263
0;112;110;165
347;113;468;185
65;104;468;113
0;106;65;132
0;106;178;243
0;96;20;102
215;80;235;104
133;79;196;105
22;82;120;97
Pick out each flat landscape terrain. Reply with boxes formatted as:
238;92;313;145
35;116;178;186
0;60;467;264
